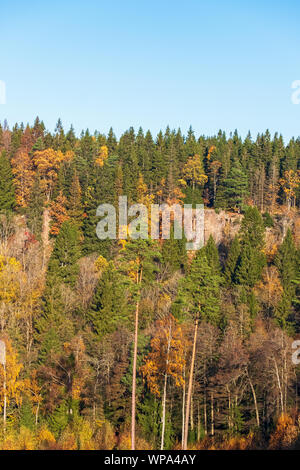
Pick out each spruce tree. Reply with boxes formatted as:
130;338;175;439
88;261;129;339
36;221;81;363
215;161;248;210
173;247;221;325
235;240;266;287
161;224;187;274
224;236;241;285
205;235;221;275
274;228;297;328
47;220;81;287
275;228;296;298
68;170;83;225
235;207;266;287
0;151;16;212
19;398;36;431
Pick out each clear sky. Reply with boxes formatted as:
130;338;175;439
1;0;300;141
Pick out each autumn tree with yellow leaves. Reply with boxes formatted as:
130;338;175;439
0;338;24;431
33;148;71;200
279;169;300;210
181;154;207;192
141;314;185;450
11;150;34;208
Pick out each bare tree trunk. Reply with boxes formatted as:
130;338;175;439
204;391;207;435
131;299;139;450
190;376;194;431
197;402;201;441
247;370;260;427
161;373;168;450
181;366;186;448
228;389;231;430
183;319;198;450
35;402;39;427
273;357;284;415
211;392;214;436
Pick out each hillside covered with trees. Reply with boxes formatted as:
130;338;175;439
0;118;299;449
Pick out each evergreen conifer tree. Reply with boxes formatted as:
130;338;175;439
0;151;16;212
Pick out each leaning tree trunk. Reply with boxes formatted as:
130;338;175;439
181;365;186;448
183;318;198;450
247;369;260;427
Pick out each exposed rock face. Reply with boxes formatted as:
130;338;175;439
204;208;299;252
204;209;242;245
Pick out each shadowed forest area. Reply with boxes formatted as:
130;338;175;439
0;119;299;449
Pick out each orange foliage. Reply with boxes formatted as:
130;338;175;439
11;150;34;207
95;145;108;167
269;413;298;449
49;191;69;235
140;314;185;396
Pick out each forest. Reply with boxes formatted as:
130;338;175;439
0;118;299;450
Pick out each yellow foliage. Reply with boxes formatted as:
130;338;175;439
18;426;36;450
78;421;95;450
72;376;83;401
33;148;70;199
95;145;108;167
37;426;56;449
64;150;74;162
140;314;185;396
0;255;21;304
11;150;35;207
1;431;19;450
118;238;127;251
279;170;300;209
95;255;109;273
182;154;208;190
118;428;152;450
0;338;24;412
94;421;116;450
206;145;216;160
269;413;298;449
59;428;77;450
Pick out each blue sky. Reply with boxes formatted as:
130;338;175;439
1;0;300;141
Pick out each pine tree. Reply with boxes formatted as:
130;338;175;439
274;228;297;327
0;151;16;212
161;224;187;273
235;207;266;287
48;400;70;438
68;170;83;223
107;127;117;155
239;206;265;250
205;235;221;275
173;247;221;325
224;236;241;285
275;228;296;298
19;398;36;431
235;240;266;287
88;261;129;339
36;221;81;363
47;220;81;287
215;161;248;210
